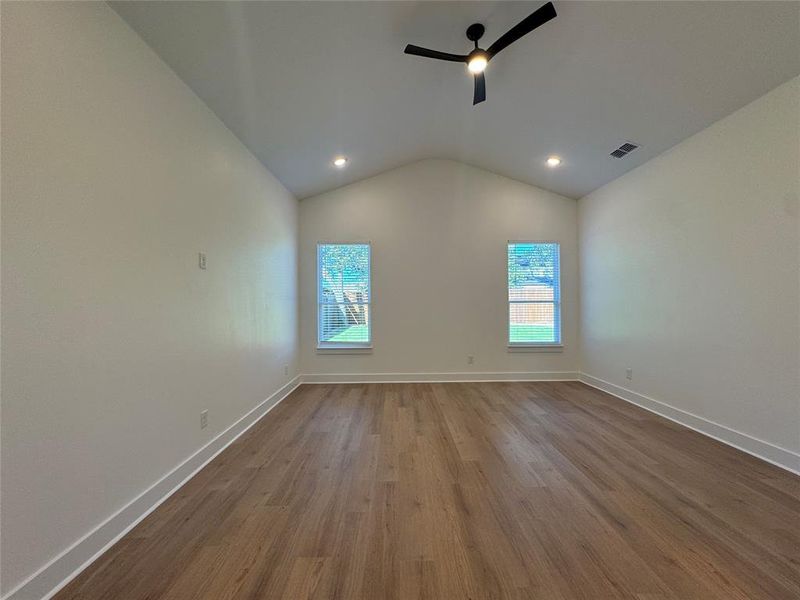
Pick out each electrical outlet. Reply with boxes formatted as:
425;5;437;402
198;252;207;270
625;368;633;381
467;355;474;365
200;409;208;429
283;364;289;376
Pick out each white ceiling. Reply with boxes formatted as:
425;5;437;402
110;1;800;199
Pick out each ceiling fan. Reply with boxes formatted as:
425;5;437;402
404;2;557;105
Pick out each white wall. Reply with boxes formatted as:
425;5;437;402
579;77;800;468
1;2;298;595
299;159;578;378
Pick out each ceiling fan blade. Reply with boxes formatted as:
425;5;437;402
473;72;486;105
487;2;557;58
404;44;468;63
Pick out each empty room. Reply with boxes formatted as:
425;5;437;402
2;1;799;599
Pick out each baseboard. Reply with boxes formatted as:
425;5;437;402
579;372;800;476
301;371;580;384
3;376;302;600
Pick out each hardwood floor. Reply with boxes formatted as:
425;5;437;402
55;382;800;600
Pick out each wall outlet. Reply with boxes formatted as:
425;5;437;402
198;252;207;270
625;368;633;381
283;364;289;376
467;355;474;365
200;409;208;429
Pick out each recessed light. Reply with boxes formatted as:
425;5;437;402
546;156;562;167
333;156;348;168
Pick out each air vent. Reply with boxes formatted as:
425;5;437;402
610;141;640;158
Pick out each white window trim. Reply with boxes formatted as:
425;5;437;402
316;346;373;354
316;241;373;350
506;240;562;349
507;344;563;353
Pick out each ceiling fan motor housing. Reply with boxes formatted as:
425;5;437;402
466;23;485;43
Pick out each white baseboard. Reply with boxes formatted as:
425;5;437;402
3;376;302;600
301;371;580;384
579;372;800;476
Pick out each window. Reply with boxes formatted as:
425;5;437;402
317;243;371;347
507;242;561;346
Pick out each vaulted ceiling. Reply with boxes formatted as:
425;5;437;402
111;1;800;199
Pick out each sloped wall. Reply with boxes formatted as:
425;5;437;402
579;77;800;469
1;2;299;594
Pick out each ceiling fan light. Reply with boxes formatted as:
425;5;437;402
467;54;488;74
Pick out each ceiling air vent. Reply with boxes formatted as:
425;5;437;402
610;141;640;158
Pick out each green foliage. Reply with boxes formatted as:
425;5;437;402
319;244;369;277
508;243;557;287
319;244;369;295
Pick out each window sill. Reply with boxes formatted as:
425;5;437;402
507;344;563;353
316;346;373;355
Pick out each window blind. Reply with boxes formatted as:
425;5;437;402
507;242;561;345
317;243;371;346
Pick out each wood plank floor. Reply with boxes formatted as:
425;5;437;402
55;382;800;600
